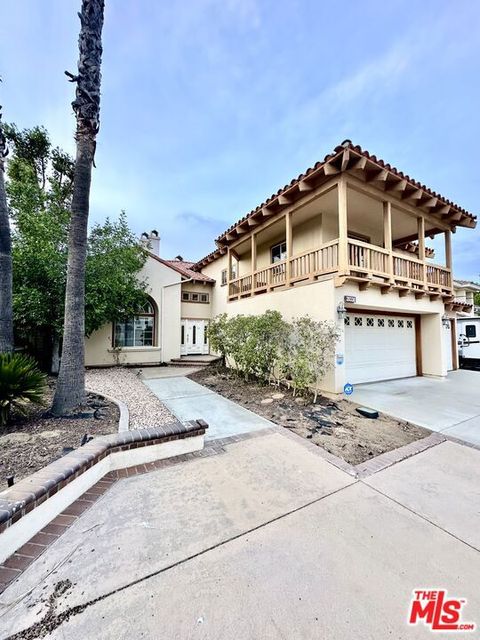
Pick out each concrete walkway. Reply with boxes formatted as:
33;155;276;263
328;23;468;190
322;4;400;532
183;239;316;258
1;432;479;639
352;370;480;446
143;375;273;440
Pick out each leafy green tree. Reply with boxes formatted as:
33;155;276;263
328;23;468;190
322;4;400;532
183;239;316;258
5;125;148;374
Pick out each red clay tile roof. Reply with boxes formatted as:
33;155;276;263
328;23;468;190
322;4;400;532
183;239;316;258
193;140;476;270
148;252;215;283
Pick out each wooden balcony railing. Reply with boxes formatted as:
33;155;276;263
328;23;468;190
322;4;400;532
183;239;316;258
348;240;389;278
290;240;339;283
228;237;452;300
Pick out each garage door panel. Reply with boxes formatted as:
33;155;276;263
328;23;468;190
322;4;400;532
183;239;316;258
345;314;416;384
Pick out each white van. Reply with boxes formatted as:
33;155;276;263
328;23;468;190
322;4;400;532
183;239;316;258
458;317;480;370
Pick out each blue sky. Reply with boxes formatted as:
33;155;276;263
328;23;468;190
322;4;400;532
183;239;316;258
1;0;479;279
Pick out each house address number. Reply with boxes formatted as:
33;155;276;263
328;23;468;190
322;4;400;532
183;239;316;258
344;295;356;304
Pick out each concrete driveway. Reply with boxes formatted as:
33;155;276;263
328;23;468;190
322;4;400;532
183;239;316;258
1;431;479;639
352;370;480;446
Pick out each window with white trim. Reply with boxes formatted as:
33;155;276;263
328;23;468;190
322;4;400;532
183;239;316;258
271;241;287;263
114;301;155;347
182;291;209;303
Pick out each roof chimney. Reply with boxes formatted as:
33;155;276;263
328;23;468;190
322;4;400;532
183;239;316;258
140;230;161;256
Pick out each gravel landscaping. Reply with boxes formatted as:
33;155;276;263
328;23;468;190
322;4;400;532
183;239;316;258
0;380;119;484
189;366;431;465
86;368;175;428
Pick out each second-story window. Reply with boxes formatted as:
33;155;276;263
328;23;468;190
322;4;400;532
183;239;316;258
271;241;287;263
182;291;210;303
221;269;227;286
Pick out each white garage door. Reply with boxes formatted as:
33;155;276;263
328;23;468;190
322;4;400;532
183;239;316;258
345;313;417;384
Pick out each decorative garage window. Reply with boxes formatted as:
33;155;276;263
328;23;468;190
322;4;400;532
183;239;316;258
398;320;404;328
354;317;362;327
407;320;413;328
367;318;374;327
182;291;209;303
378;319;385;327
466;325;476;338
388;319;395;328
114;300;155;347
344;316;350;326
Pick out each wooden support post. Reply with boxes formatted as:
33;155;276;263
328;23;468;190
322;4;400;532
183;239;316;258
251;233;256;295
227;247;231;296
417;216;426;287
383;201;394;282
444;230;452;288
338;180;349;275
285;211;292;285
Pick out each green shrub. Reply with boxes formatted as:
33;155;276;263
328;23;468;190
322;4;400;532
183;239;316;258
209;311;339;399
221;311;288;381
207;313;229;366
281;316;339;401
0;353;47;426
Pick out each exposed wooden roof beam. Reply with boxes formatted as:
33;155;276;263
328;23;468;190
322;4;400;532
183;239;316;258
386;179;408;192
403;188;423;201
261;206;275;218
277;194;292;206
324;162;340;176
423;197;438;208
298;179;313;192
444;211;463;222
351;155;367;170
367;168;389;182
394;228;443;245
341;149;350;171
247;217;260;227
435;205;451;215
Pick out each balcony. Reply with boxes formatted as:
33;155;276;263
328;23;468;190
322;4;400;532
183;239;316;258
228;237;452;300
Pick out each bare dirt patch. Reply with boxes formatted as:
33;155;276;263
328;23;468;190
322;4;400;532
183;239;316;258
0;379;119;484
189;367;431;465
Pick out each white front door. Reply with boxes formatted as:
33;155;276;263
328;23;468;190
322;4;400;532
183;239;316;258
345;313;417;384
181;320;209;355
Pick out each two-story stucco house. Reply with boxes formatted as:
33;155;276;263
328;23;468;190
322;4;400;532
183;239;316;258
85;140;477;395
453;280;480;317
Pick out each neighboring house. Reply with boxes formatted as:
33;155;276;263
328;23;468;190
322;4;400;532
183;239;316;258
452;280;480;317
85;231;214;366
86;140;477;395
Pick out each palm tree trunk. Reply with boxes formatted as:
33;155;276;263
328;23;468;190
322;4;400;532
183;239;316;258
0;108;13;353
52;0;104;415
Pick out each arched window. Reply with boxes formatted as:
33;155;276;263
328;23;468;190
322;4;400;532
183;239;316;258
114;300;156;347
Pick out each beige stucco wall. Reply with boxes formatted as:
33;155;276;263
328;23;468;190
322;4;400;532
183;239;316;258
85;255;182;366
201;249;451;393
181;281;213;320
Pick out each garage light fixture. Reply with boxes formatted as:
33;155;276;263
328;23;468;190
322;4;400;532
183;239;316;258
442;315;451;328
337;302;347;320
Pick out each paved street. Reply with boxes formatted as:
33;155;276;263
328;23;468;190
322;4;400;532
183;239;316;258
1;430;478;639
